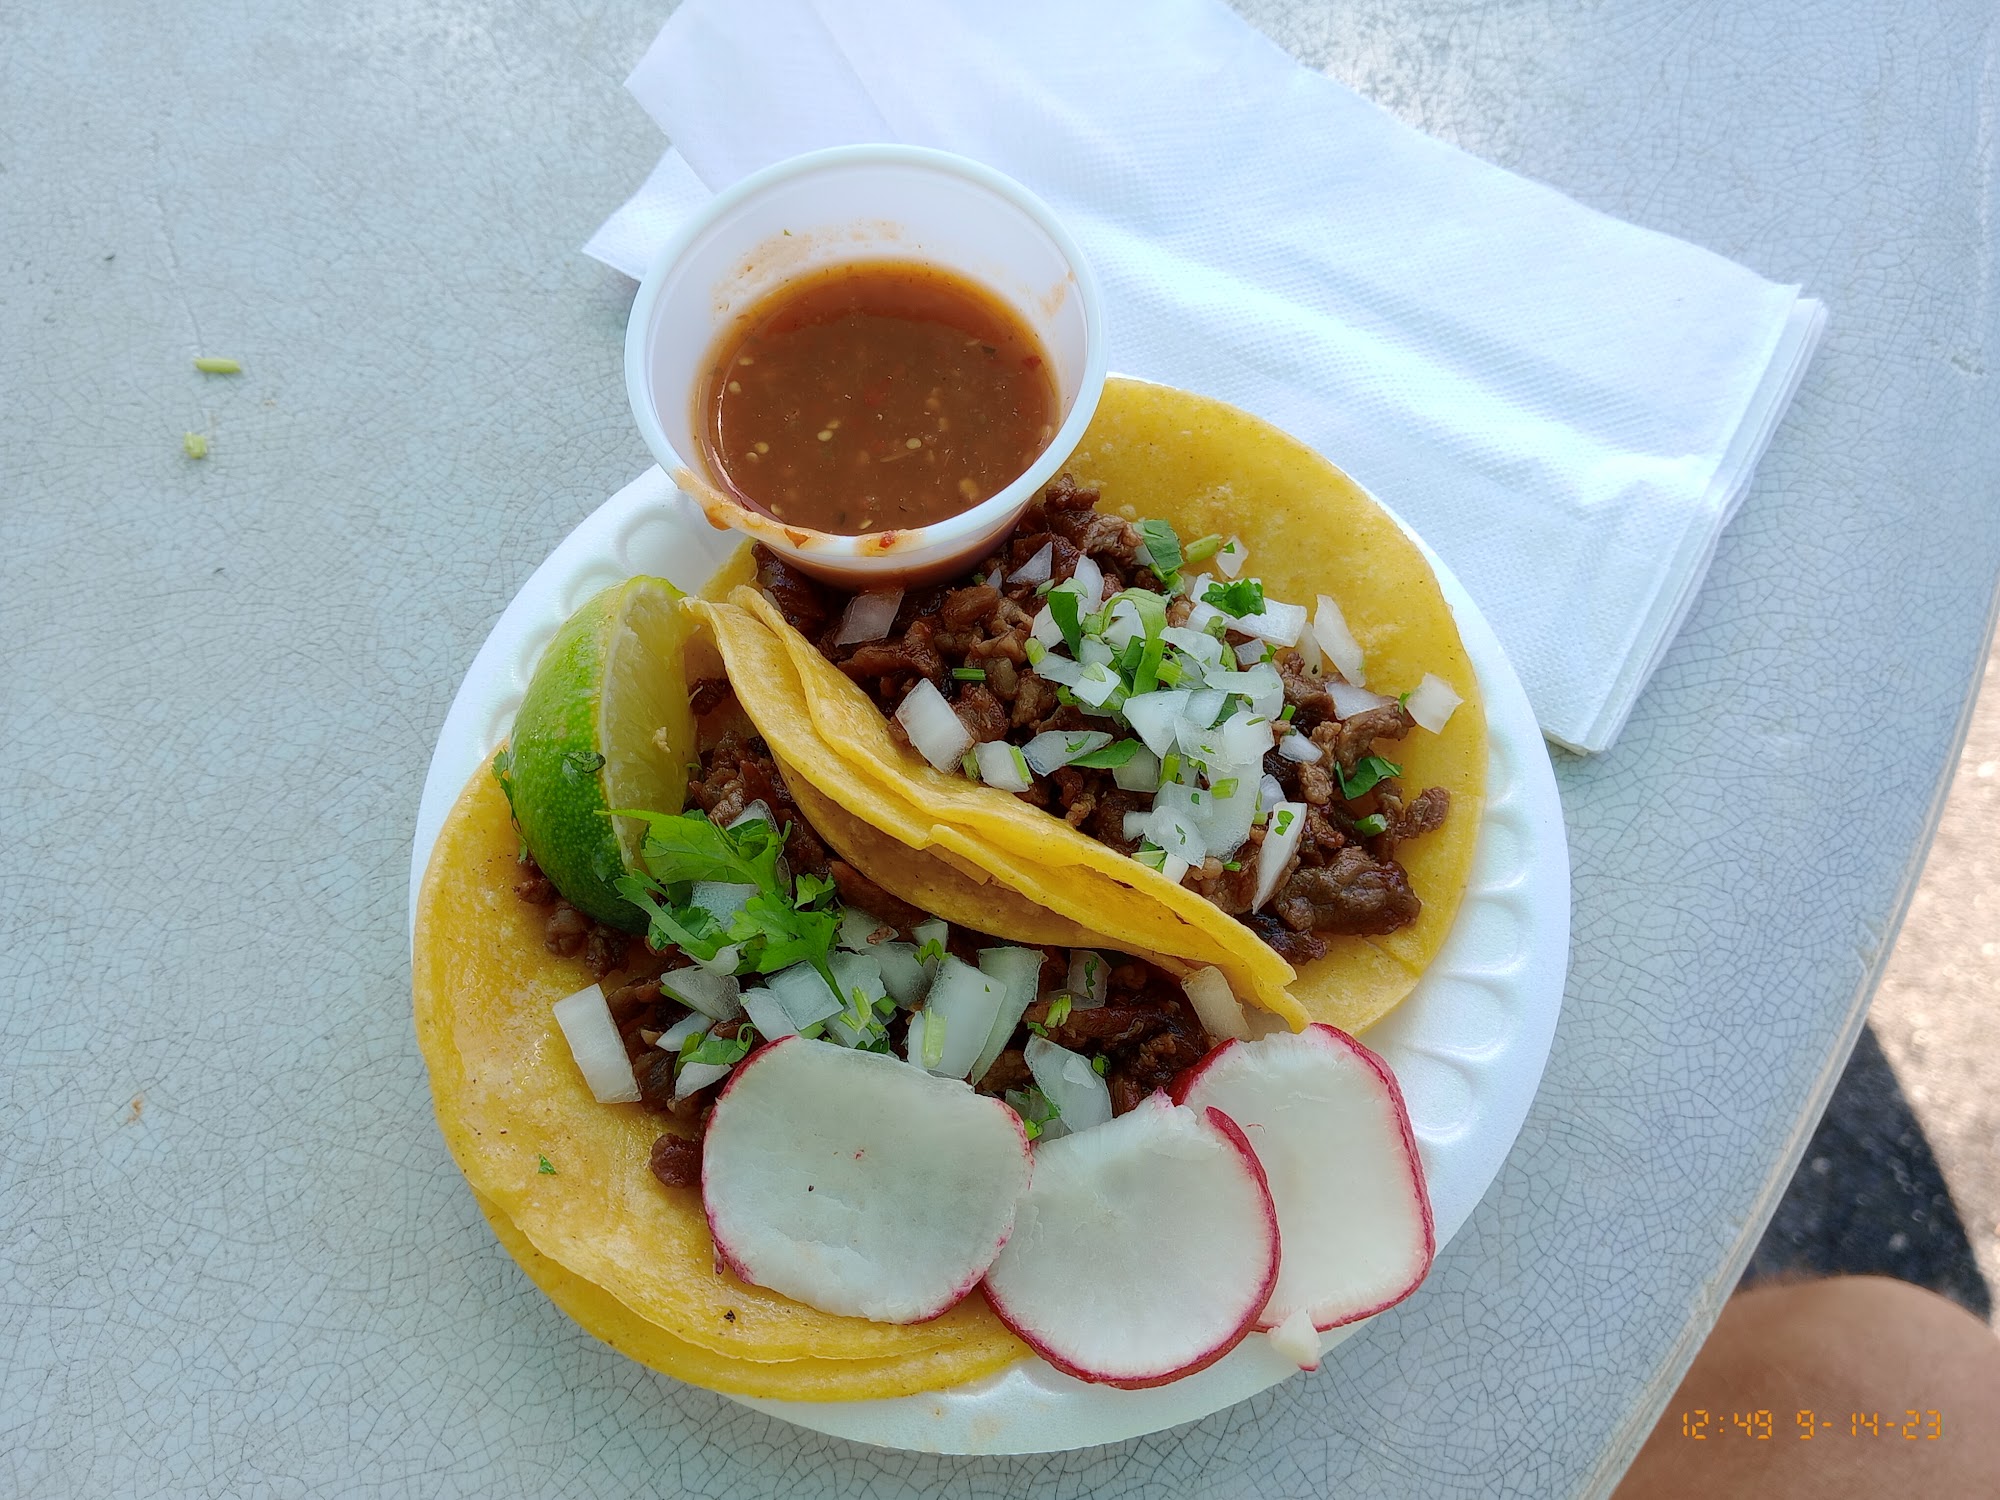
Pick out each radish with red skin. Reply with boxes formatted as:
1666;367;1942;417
701;1036;1031;1323
1174;1024;1434;1332
981;1095;1279;1388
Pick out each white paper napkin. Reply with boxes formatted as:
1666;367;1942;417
586;0;1824;752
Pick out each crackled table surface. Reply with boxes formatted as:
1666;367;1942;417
5;0;1997;1495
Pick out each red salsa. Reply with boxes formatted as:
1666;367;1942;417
694;260;1058;535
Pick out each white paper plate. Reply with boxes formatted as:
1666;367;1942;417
408;465;1571;1456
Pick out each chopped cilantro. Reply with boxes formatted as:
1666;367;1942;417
1211;777;1239;798
1202;578;1266;617
1160;752;1181;784
1398;690;1412;708
1352;813;1390;837
916;936;946;965
961;749;981;779
1223;859;1243;872
1132;844;1167;870
1024;1020;1049;1039
1048;587;1085;653
952;666;988;681
1090;1054;1108;1076
1273;808;1297;836
1046;994;1073;1028
1139;519;1183;586
537;1155;556;1175
1070;738;1143;769
1035;579;1055;597
1182;533;1223;565
1334;754;1402;800
681;1027;755;1069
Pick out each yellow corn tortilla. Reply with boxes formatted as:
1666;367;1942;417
472;1190;1019;1400
412;758;1028;1393
747;376;1485;1034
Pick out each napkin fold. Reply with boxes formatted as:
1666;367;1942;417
587;0;1824;752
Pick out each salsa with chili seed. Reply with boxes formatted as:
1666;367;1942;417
694;260;1058;535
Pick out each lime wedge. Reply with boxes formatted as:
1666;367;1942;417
502;576;695;930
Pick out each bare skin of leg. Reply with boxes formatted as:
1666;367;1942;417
1613;1276;2000;1498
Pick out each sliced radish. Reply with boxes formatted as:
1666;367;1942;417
1405;672;1464;733
834;589;904;646
1175;1025;1434;1331
982;1095;1278;1387
703;1038;1031;1323
550;984;640;1104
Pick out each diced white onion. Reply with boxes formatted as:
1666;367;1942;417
838;905;892;951
875;942;931;1007
659;967;744;1021
822;950;890;1047
1245;662;1286;720
1217;709;1276;767
738;986;798;1041
1122;689;1190;756
1184;599;1222;634
1216;537;1248;578
1277;731;1323;763
1025;1036;1113;1134
550;984;641;1104
1195;771;1257;859
1122;809;1150;841
1163;625;1225;666
659;1010;709;1049
971;947;1045;1084
1144;804;1205;863
834;589;903;646
1327;680;1394;718
766;963;842;1030
689;881;756;926
907;956;1007;1079
1078;635;1114;668
974;739;1034;793
1181;966;1251;1042
1072;662;1122;708
1258;773;1287;813
1022;729;1111;775
1102;598;1145;652
1312;594;1366;685
1161;854;1190;885
1233;598;1307;647
1292;623;1323;674
896;678;974;771
674;1060;733;1100
1071;555;1105;611
1030;605;1065;650
1253;801;1309;910
1234;638;1271;667
1184;688;1227;728
1031;651;1084;687
1067;950;1110;1006
1113;742;1162;792
912;919;949;976
1405;672;1464;733
1008;541;1054;585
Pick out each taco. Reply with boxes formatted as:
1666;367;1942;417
412;573;1263;1399
728;377;1485;1035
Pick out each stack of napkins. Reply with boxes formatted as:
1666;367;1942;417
588;0;1824;752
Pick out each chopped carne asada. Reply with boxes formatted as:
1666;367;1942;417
512;732;1222;1190
750;472;1456;956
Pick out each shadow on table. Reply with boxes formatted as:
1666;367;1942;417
1742;1024;1991;1318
